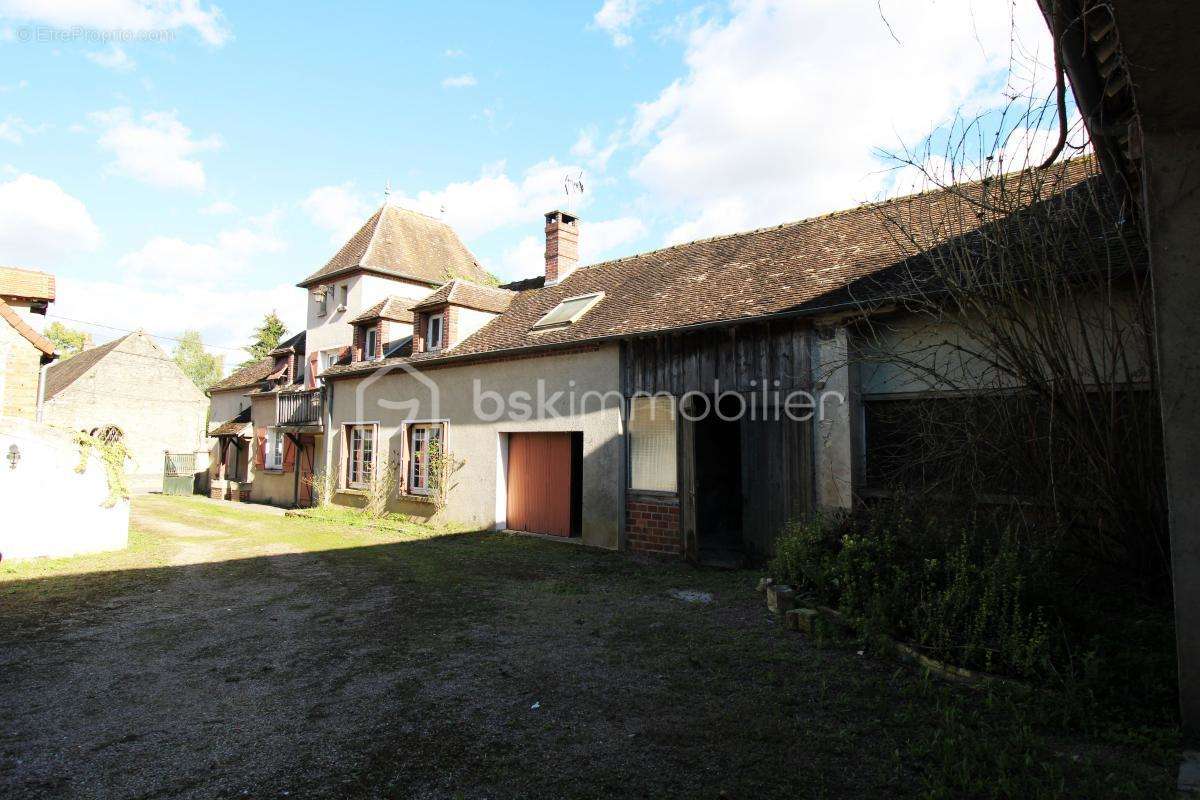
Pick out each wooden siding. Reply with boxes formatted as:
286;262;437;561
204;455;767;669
739;413;813;557
620;318;813;397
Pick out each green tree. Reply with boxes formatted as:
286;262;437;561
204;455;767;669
242;311;287;366
173;330;224;390
46;322;88;360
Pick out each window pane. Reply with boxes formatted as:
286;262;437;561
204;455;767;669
629;396;677;492
534;293;601;328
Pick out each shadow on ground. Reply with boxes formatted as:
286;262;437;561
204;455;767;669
0;503;1176;799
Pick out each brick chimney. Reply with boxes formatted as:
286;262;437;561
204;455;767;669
544;210;579;285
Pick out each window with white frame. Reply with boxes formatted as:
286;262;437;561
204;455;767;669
364;327;378;361
322;349;340;373
265;427;285;470
345;424;375;488
407;422;444;495
628;395;677;492
426;313;444;351
338;284;349;310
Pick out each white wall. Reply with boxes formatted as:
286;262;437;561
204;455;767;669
304;273;438;380
328;345;625;548
453;306;498;347
0;417;129;560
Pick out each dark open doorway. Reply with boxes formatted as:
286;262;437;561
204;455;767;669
694;396;744;567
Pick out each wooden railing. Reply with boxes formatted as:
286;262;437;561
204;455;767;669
277;390;322;426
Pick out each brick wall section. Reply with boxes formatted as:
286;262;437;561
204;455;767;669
625;494;682;556
413;305;451;353
1;319;43;419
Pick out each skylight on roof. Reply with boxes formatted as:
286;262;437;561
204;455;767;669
532;292;604;330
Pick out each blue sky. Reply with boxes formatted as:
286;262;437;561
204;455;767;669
0;1;1064;366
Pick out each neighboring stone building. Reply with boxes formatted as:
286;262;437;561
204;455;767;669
41;331;208;491
0;267;57;419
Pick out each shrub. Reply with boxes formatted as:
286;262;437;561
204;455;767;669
772;497;1054;680
770;495;1176;726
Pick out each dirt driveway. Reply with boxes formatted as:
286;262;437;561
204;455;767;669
0;496;1173;799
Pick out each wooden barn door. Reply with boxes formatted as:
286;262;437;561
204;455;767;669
506;433;573;536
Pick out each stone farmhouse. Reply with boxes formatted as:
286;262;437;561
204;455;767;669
41;331;209;491
206;156;1146;565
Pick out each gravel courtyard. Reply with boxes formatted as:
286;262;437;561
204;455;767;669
0;495;1173;799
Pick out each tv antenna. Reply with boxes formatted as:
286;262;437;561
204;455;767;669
564;171;584;211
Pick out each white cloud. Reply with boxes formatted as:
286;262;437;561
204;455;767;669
117;214;285;287
200;199;237;215
0;173;101;264
444;48;464;58
593;0;640;47
630;0;1053;242
392;158;587;240
55;212;297;359
86;43;135;72
0;115;40;144
581;216;647;262
0;0;230;46
0;79;28;93
497;234;542;280
441;73;477;88
301;183;374;245
91;107;221;191
54;277;301;363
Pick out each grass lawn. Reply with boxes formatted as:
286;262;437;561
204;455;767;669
0;495;1178;799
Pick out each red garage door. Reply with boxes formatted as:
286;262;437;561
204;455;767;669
506;433;573;537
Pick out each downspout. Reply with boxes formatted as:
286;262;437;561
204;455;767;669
323;379;335;505
35;359;51;423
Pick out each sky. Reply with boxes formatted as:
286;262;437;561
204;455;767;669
0;0;1067;368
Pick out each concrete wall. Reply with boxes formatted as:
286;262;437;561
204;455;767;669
857;293;1151;396
41;332;208;491
1;313;43;420
0;417;129;560
327;345;624;549
1142;130;1200;734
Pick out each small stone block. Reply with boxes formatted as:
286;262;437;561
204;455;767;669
766;584;795;615
1179;751;1200;796
793;608;819;635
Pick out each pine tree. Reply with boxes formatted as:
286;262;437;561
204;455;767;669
242;311;287;367
173;330;224;390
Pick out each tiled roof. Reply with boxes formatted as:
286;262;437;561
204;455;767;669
349;296;416;324
411;279;515;314
43;333;131;400
0;301;55;357
209;406;251;436
267;330;305;356
325;158;1101;379
297;204;493;288
209;356;274;393
0;267;55;301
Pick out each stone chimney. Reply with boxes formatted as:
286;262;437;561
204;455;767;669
544;210;579;285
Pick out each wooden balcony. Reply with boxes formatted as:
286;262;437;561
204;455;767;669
277;389;322;428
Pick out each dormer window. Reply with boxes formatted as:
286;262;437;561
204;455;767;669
532;292;604;330
426;313;444;351
364;327;378;361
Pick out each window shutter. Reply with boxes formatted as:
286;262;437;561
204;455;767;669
254;428;266;468
282;435;296;473
307;353;319;389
